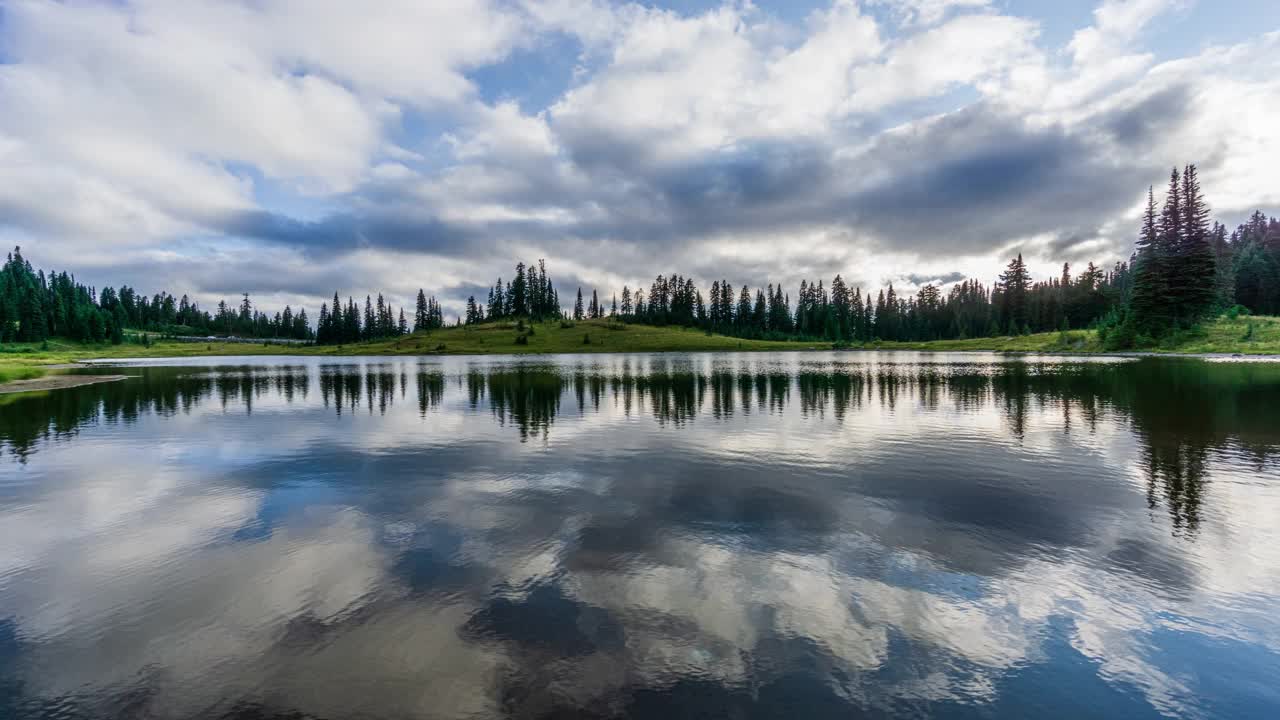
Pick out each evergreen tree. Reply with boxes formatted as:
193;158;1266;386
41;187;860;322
512;263;528;317
1130;186;1169;330
830;275;849;340
1211;222;1235;309
490;278;505;320
1175;164;1217;320
1234;241;1280;313
998;254;1031;334
415;290;429;332
296;308;311;339
345;297;360;342
736;285;752;330
873;290;887;339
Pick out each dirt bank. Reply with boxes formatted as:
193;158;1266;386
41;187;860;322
0;375;129;395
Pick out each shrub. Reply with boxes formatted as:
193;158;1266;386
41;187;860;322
1243;322;1255;341
1101;318;1137;351
0;366;45;383
514;334;528;345
1095;308;1138;350
1226;304;1252;320
582;333;591;345
560;319;575;329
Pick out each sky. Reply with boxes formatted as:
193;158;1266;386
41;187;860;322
1;0;1279;319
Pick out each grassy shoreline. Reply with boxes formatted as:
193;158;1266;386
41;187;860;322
0;365;47;384
0;316;1276;380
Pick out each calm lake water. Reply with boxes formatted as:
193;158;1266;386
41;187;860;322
2;352;1279;719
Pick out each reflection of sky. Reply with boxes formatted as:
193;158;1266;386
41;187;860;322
1;354;1279;719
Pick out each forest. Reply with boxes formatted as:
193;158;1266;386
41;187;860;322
2;164;1277;349
446;165;1277;348
0;253;314;344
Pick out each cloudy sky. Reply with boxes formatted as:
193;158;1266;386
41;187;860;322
2;0;1279;318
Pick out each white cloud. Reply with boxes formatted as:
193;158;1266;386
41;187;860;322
1068;0;1181;64
843;14;1040;113
1;1;384;195
549;5;768;160
0;0;529;252
548;1;882;160
0;0;1277;316
4;357;1280;715
870;0;993;28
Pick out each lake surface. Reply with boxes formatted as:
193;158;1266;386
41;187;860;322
2;352;1279;719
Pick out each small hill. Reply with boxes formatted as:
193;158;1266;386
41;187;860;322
311;318;813;355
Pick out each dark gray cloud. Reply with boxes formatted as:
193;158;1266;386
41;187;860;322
840;105;1164;254
4;0;1278;323
17;73;1226;316
218;209;485;258
899;271;966;286
545;96;1180;257
1103;83;1193;149
71;254;374;304
238;95;1182;281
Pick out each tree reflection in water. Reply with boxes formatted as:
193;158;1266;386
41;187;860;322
4;358;1278;543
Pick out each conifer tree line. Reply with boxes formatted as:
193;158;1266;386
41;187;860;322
1228;211;1280;314
593;264;1131;342
312;257;558;345
0;247;312;344
4;166;1277;348
483;260;560;323
1125;165;1280;334
571;286;607;321
553;166;1278;344
314;290;441;345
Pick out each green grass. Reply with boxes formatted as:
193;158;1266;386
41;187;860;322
4;337;323;359
1134;315;1280;355
308;319;818;355
862;316;1280;355
861;329;1100;353
0;365;46;383
0;322;812;375
0;316;1276;376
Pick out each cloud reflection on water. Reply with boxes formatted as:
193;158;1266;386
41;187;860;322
1;353;1278;719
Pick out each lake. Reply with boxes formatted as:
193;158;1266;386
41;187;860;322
2;352;1278;719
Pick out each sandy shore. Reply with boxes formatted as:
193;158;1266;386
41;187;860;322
0;374;129;395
